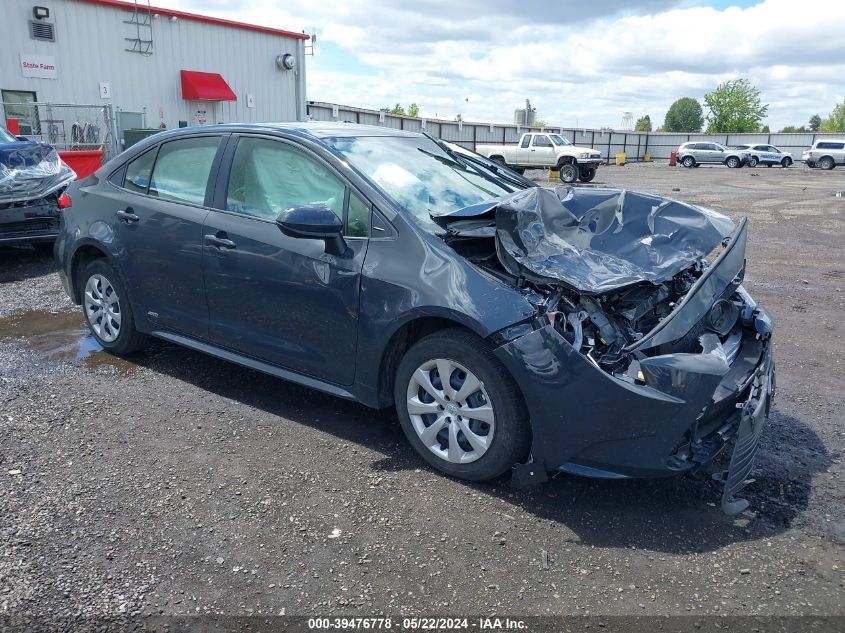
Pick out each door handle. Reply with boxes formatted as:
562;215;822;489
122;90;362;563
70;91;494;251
116;208;139;223
204;233;237;250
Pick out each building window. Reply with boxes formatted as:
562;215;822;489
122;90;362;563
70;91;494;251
1;90;40;136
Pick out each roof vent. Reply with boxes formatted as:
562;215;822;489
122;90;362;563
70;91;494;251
30;20;55;41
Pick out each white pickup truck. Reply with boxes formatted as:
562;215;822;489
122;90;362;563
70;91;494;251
476;132;604;183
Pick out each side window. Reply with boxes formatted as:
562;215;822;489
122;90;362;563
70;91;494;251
346;191;370;238
532;135;552;147
226;137;345;222
122;148;157;194
520;136;531;148
148;136;220;205
753;145;768;151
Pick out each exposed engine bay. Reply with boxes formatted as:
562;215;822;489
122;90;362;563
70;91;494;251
433;185;757;382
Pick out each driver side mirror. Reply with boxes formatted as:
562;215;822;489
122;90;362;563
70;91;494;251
276;204;349;257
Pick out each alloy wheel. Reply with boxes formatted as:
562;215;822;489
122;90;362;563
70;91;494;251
406;358;495;464
84;273;122;343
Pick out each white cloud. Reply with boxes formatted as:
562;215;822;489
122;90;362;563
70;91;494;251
166;0;845;130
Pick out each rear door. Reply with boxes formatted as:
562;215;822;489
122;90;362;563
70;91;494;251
108;134;225;336
530;134;556;166
202;135;369;385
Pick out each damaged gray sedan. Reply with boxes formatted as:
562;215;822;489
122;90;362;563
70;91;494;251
56;123;773;514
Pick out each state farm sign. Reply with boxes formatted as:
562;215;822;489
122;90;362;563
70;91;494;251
20;54;58;79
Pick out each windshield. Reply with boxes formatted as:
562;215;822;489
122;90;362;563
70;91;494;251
325;135;513;231
0;127;17;143
549;134;571;146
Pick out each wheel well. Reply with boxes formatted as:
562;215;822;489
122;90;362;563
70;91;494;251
557;156;575;166
490;155;504;162
70;245;108;303
376;317;473;407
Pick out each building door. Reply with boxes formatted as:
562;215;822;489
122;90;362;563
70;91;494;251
1;90;39;136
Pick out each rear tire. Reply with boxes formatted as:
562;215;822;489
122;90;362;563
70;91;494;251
559;162;578;183
819;156;835;170
80;259;149;355
394;328;531;482
578;166;596;182
781;157;791;168
681;156;695;168
748;156;759;168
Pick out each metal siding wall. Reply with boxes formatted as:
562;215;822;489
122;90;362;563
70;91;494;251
1;0;302;130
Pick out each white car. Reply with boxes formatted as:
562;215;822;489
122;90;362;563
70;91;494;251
802;139;845;170
732;144;793;168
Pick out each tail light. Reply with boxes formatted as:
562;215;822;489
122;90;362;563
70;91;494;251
57;192;72;209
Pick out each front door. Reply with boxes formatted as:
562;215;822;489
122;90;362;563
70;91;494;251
109;134;224;336
530;134;556;166
203;136;369;386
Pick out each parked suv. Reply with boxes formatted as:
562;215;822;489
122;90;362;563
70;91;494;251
732;144;792;168
676;142;748;168
802;139;845;170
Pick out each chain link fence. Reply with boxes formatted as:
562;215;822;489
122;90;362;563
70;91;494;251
2;102;120;159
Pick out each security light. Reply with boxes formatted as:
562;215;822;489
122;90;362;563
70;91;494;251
33;6;50;20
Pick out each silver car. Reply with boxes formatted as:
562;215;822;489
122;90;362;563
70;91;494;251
733;144;792;168
676;142;749;168
802;139;845;170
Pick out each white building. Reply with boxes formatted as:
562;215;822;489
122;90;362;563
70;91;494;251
1;0;308;150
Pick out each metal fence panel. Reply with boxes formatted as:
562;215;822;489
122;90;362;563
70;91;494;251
2;101;119;159
307;102;845;163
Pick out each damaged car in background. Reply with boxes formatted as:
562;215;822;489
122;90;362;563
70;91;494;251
56;123;773;515
0;125;75;252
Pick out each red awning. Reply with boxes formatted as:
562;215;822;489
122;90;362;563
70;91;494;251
180;70;237;101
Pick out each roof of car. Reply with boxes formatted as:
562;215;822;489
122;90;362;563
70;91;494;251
187;121;423;140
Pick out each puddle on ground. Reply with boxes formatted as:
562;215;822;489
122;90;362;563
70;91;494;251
0;310;136;371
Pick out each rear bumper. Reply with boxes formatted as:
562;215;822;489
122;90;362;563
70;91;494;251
495;312;773;480
0;199;60;244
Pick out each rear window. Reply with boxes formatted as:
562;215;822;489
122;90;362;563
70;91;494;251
148;136;220;205
122;148;157;194
816;142;844;150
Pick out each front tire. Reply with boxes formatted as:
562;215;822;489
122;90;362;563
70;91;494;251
578;166;596;182
80;259;149;355
681;156;695;168
819;157;835;170
748;156;759;167
725;156;740;168
394;329;530;481
559;162;578;183
781;157;791;168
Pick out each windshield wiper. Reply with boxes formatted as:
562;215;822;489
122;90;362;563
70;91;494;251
423;133;536;191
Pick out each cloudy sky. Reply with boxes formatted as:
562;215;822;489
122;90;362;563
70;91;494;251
167;0;844;130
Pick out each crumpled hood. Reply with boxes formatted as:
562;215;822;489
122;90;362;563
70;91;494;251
0;141;76;204
434;186;736;294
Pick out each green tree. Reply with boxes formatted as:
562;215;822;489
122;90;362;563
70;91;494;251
704;79;769;133
780;125;806;133
663;98;703;132
533;119;546;128
761;125;770;133
389;103;406;115
634;115;652;132
808;114;822;132
820;100;845;132
407;103;419;117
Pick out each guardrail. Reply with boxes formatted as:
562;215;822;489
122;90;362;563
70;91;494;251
307;101;845;162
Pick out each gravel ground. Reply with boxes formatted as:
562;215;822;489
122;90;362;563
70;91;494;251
0;162;843;620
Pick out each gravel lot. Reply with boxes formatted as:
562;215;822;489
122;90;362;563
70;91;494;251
1;162;843;620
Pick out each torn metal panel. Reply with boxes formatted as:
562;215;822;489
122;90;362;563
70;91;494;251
0;142;76;204
435;186;735;294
